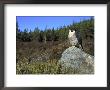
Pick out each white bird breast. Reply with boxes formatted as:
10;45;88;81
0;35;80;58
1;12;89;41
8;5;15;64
68;30;78;46
68;30;75;38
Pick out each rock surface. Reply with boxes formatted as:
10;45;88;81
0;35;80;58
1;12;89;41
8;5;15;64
59;46;94;74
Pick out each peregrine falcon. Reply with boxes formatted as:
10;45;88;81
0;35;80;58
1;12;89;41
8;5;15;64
68;29;83;50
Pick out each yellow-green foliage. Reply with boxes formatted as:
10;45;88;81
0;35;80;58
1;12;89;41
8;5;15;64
16;59;61;74
16;58;84;74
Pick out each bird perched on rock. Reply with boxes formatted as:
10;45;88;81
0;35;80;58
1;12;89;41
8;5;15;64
68;29;83;50
68;29;78;46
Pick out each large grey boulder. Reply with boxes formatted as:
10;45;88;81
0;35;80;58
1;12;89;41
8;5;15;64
59;46;94;74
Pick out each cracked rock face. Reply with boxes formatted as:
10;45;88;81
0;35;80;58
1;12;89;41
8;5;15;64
59;46;94;74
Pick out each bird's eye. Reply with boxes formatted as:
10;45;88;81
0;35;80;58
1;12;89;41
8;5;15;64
71;30;73;32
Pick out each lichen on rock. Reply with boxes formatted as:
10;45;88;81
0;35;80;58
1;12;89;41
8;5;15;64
59;46;94;74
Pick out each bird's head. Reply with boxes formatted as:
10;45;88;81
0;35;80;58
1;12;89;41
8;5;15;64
68;29;75;37
69;29;75;33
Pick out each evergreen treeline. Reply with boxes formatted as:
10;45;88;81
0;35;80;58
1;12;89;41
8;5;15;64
16;17;94;43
